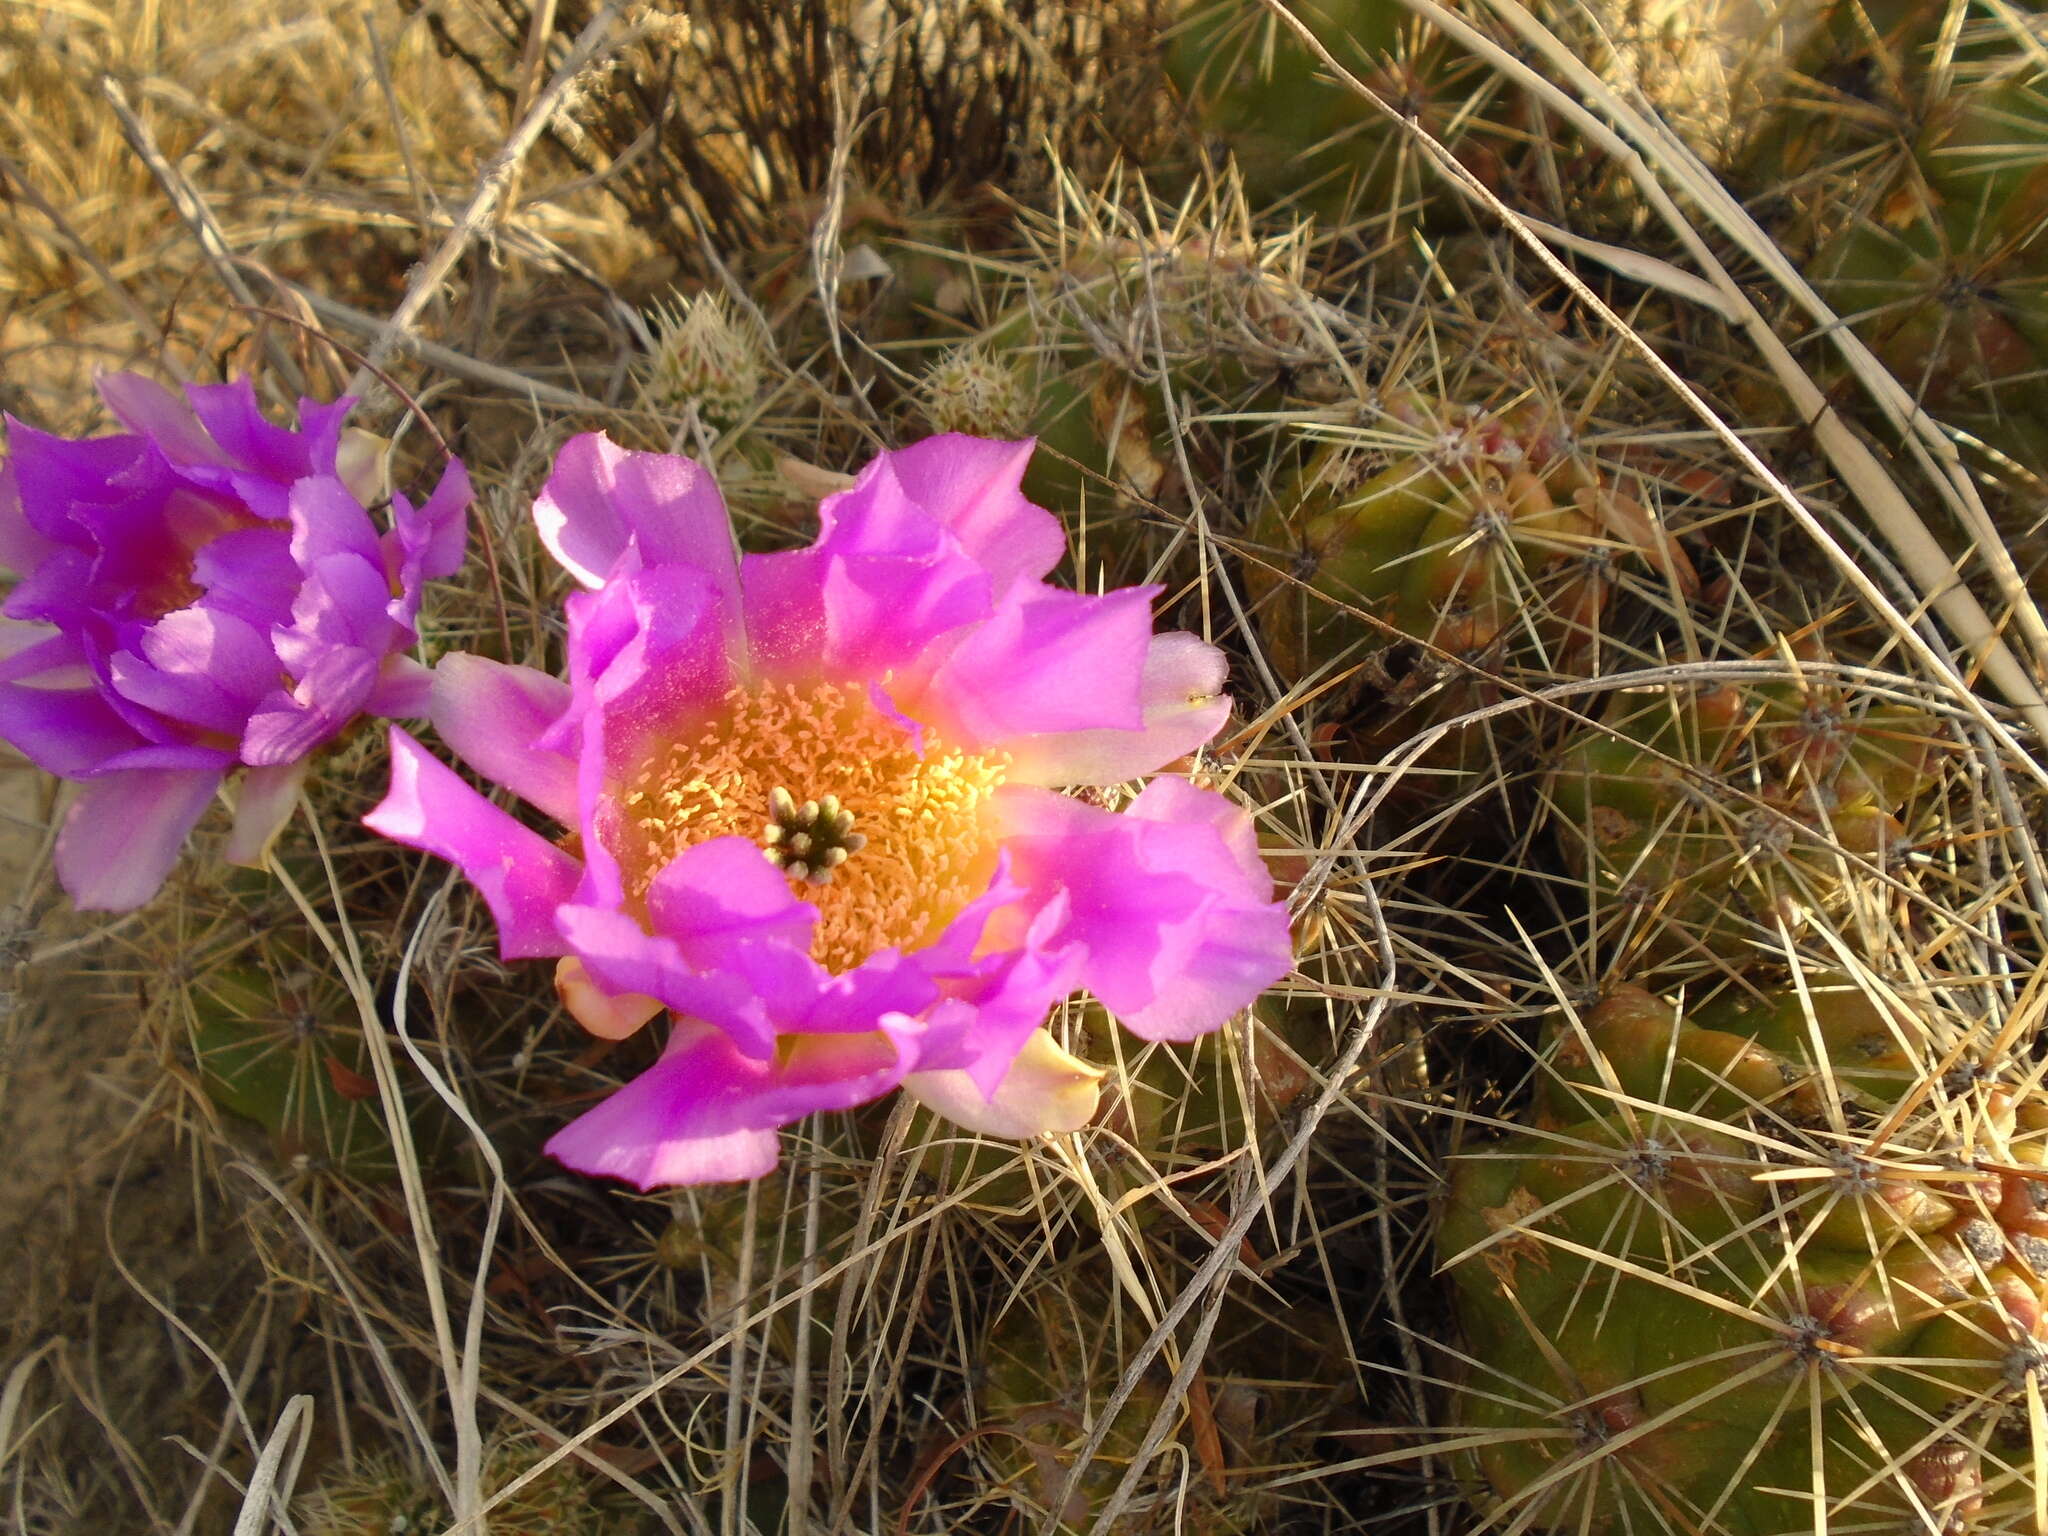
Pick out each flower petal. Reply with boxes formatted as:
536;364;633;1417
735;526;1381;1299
364;727;583;959
55;765;222;910
554;956;663;1041
240;646;379;767
878;435;1063;598
533;433;739;604
1007;631;1232;786
902;1027;1103;1138
365;654;433;718
0;682;147;775
96;372;229;467
391;455;471;585
107;607;278;734
992;780;1292;1041
918;585;1158;747
740;455;992;682
544;1016;916;1188
643;835;819;964
223;758;308;867
431;653;577;824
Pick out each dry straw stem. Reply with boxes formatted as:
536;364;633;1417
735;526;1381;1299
1255;0;2048;757
344;0;629;395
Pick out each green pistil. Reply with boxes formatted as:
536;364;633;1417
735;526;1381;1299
762;786;867;885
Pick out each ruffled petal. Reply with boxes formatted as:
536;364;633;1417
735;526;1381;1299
286;475;382;569
917;585;1158;748
391;455;471;585
430;653;577;824
533;434;738;607
106;607;278;734
0;461;62;575
96;373;229;467
365;654;433;718
55;765;222;910
1007;631;1232;786
877;435;1063;598
0;682;148;776
544;1015;917;1188
991;780;1292;1042
739;456;992;682
902;1027;1103;1138
186;378;340;483
642;835;819;964
0;622;84;686
240;646;378;766
364;727;583;959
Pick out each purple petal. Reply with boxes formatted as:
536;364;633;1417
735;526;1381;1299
365;654;433;718
0;622;81;685
915;917;1085;1095
918;585;1158;748
1009;631;1232;786
91;741;237;773
740;456;993;682
643;836;819;964
186;378;339;482
0;683;148;775
533;434;738;604
106;607;278;734
545;1015;917;1188
287;476;382;570
877;435;1063;598
192;528;300;634
431;653;577;824
240;646;378;766
548;566;738;903
277;551;397;660
992;780;1292;1042
55;765;222;910
364;728;582;959
0;460;61;574
552;900;788;1059
5;418;155;548
96;373;229;466
223;758;308;866
390;455;471;585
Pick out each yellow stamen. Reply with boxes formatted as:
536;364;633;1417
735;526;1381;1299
614;680;1009;974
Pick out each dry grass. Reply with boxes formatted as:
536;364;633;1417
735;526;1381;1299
3;2;2045;1534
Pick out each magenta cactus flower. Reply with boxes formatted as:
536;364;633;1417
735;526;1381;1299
0;374;470;910
367;433;1292;1186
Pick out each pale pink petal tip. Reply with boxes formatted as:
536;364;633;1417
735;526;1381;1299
902;1029;1104;1139
555;956;664;1041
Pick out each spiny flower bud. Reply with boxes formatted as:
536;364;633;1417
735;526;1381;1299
921;342;1032;439
640;291;765;425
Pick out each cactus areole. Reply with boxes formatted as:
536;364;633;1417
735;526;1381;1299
1439;983;2048;1535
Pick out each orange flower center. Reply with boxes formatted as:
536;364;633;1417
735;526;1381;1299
615;680;1010;974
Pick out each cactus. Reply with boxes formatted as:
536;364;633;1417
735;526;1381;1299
639;290;768;427
973;1256;1352;1534
1243;391;1694;795
188;962;403;1180
1439;980;2048;1535
1546;668;1944;971
298;1439;628;1535
1739;2;2048;513
1166;1;1521;228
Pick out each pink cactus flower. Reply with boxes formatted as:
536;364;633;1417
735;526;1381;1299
0;375;469;910
367;433;1292;1186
